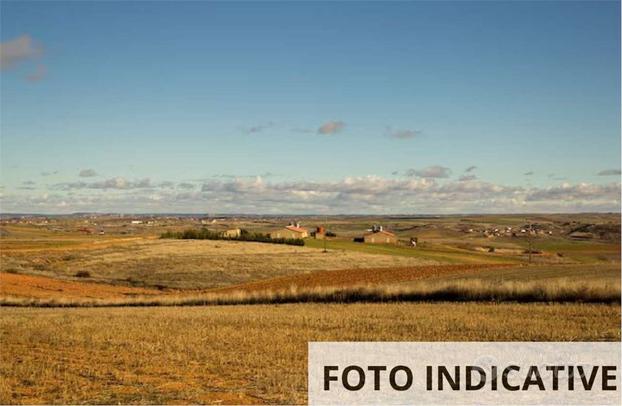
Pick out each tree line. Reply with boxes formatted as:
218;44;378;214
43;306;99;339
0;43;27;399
160;227;305;246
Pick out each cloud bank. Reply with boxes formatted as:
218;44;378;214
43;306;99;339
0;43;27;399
79;169;98;178
597;169;621;176
3;176;619;214
53;177;153;191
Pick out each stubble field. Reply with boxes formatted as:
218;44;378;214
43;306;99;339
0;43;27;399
1;303;619;405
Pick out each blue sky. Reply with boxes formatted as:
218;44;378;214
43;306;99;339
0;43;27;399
0;1;620;214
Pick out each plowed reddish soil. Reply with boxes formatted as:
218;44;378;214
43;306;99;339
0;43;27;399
0;273;164;299
1;264;513;300
212;263;513;293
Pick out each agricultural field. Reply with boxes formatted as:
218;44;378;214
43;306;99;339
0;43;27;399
0;213;620;403
1;237;439;290
1;303;620;404
2;213;619;291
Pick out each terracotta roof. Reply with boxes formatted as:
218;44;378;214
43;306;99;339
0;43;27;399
285;226;308;233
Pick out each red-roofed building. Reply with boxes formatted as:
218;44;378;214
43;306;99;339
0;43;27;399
269;223;309;239
362;229;397;244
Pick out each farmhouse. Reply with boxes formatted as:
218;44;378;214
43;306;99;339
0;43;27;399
363;230;397;244
269;223;309;239
222;228;241;238
357;225;398;244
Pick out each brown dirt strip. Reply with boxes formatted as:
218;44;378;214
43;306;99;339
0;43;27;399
210;264;515;294
0;273;164;300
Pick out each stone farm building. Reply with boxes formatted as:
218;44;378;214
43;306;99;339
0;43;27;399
363;230;397;244
222;228;241;238
269;224;309;239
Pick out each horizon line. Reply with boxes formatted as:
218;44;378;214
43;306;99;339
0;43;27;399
1;211;619;217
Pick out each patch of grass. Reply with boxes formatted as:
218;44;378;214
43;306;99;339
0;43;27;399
304;238;521;264
519;239;620;263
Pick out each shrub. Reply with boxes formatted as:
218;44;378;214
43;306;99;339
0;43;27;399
523;249;542;254
32;264;48;271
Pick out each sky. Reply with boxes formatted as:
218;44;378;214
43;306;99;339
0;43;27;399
0;0;620;214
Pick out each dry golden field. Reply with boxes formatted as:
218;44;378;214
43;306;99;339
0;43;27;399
1;303;619;404
1;237;441;289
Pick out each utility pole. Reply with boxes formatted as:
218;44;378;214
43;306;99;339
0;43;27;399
323;215;328;253
527;220;533;264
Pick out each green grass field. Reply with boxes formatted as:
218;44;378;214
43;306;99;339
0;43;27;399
305;236;620;265
305;238;525;264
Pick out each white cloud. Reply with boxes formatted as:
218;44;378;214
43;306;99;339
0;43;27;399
458;174;477;182
53;177;153;190
318;121;345;135
177;182;196;190
405;165;452;179
525;182;620;202
387;128;421;140
242;122;274;134
0;35;42;70
159;181;175;189
79;169;98;178
597;169;621;176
